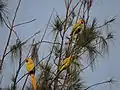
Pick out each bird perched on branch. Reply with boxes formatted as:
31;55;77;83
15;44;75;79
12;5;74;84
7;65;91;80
59;56;73;72
70;19;84;40
25;58;36;90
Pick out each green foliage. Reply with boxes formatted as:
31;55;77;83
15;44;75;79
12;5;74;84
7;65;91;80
0;0;7;25
51;16;63;32
10;39;22;60
37;63;52;90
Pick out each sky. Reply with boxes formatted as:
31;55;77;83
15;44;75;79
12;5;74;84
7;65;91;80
0;0;120;89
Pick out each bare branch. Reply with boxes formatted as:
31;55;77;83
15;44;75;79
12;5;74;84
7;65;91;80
4;30;40;58
14;19;36;27
22;74;29;90
16;73;28;84
0;0;22;70
96;17;116;29
13;40;22;89
38;8;54;49
84;78;116;90
64;0;67;9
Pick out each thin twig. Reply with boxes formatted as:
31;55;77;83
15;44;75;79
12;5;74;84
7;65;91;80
3;18;20;39
20;39;35;68
14;19;36;27
22;74;29;90
84;78;114;90
16;73;28;84
4;30;41;58
39;9;56;70
0;0;22;70
13;40;22;89
62;0;82;26
34;40;61;45
95;17;116;29
38;8;54;49
64;0;67;9
76;0;83;23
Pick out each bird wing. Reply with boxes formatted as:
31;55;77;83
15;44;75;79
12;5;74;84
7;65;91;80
59;57;72;71
26;62;34;72
71;23;79;35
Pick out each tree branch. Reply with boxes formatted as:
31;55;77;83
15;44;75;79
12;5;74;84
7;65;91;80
0;0;22;70
14;19;36;27
84;78;115;90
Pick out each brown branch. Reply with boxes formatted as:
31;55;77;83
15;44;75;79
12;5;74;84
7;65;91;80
64;0;67;9
3;18;20;39
76;0;83;23
62;0;82;26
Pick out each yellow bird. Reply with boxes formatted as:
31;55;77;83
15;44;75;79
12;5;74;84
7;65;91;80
25;58;36;90
70;19;84;40
59;56;73;72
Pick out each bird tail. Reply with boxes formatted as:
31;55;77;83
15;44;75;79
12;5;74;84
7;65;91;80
30;74;36;90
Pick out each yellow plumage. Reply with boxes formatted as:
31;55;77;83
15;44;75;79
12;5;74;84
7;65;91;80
25;58;34;72
70;19;84;40
59;56;73;72
25;58;36;90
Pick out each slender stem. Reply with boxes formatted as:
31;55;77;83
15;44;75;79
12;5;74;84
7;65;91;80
64;0;67;9
96;18;116;29
61;71;68;89
16;73;28;84
13;41;22;89
14;19;36;27
84;79;113;90
38;8;54;50
0;0;22;70
46;31;59;90
22;74;29;90
76;0;82;22
4;30;41;58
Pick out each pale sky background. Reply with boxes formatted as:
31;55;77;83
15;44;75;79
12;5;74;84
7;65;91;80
0;0;120;90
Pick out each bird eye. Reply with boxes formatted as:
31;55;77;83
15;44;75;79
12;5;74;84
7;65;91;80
81;20;84;24
26;60;28;62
